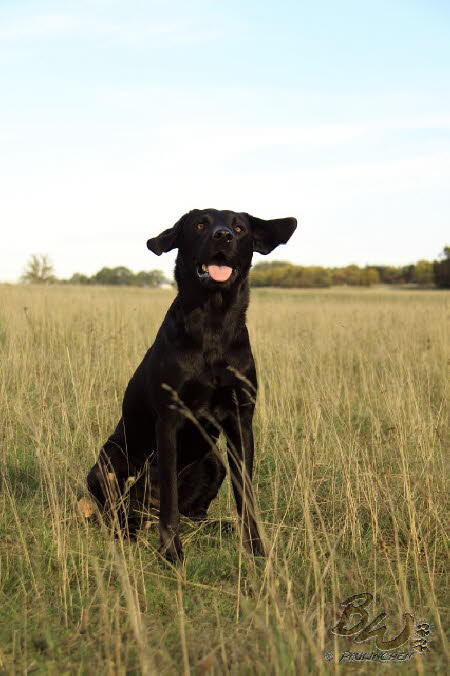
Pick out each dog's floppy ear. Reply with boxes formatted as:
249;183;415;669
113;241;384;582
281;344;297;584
245;214;297;255
147;213;188;256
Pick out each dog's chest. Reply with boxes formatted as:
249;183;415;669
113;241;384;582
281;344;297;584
180;362;237;421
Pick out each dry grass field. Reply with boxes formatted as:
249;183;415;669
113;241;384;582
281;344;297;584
0;284;448;674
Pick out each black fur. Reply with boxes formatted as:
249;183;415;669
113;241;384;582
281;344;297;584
87;208;297;561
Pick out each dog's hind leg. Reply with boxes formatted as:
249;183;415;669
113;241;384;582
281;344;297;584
88;419;129;499
87;369;157;534
87;419;134;531
87;413;154;535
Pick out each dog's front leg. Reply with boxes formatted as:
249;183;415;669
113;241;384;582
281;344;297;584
156;417;183;561
224;415;265;557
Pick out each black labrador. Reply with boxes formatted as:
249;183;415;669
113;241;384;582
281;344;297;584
86;208;297;561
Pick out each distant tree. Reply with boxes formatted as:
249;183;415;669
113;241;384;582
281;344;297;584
21;254;56;284
250;263;331;288
361;267;380;286
412;260;434;286
433;246;450;288
331;267;347;285
252;260;290;271
69;272;90;285
342;264;362;286
377;266;405;284
292;266;331;288
66;266;172;286
92;267;114;285
250;262;291;286
93;266;134;285
401;264;415;284
135;269;168;287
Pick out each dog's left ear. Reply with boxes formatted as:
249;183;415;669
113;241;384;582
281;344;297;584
245;214;297;255
147;213;188;255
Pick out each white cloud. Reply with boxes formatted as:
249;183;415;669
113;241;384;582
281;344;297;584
0;7;238;46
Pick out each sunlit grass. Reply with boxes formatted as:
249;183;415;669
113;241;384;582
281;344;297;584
0;284;448;673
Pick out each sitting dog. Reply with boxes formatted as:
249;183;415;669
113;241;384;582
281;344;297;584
86;209;297;561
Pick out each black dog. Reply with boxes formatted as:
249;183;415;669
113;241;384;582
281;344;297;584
87;209;296;561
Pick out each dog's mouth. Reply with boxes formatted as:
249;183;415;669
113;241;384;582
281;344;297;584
195;255;237;283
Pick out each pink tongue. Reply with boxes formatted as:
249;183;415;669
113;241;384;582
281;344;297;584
208;265;233;282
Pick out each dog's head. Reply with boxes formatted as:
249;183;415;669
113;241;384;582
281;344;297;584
147;209;297;290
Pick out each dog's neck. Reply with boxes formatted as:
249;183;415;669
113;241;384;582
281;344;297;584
174;276;250;352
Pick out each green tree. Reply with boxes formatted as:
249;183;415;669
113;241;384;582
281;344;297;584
412;260;434;286
135;270;168;287
401;264;415;284
93;266;134;285
378;266;404;284
331;268;346;285
433;246;450;288
252;260;290;271
69;272;90;285
342;264;362;286
361;267;380;286
250;262;291;287
21;254;56;284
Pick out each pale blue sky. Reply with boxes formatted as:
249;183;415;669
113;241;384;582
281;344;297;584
1;0;449;281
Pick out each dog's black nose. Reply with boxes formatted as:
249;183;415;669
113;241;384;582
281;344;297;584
212;227;234;243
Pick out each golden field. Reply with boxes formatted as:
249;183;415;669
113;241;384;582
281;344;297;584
0;284;448;674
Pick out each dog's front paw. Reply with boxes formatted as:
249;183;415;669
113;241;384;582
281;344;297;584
245;536;266;558
159;529;184;562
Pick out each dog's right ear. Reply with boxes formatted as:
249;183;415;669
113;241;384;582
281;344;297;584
147;213;188;256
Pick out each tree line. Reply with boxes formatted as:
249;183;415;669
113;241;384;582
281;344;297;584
68;267;170;287
21;256;172;287
250;247;450;288
21;247;450;288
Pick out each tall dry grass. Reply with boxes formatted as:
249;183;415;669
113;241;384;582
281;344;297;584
0;284;448;674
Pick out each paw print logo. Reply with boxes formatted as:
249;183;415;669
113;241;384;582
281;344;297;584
412;639;428;653
412;620;432;653
323;651;334;661
415;621;430;638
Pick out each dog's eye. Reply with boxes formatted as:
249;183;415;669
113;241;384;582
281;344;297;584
196;223;205;231
234;226;243;234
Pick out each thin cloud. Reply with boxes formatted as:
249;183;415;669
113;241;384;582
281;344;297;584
0;9;238;46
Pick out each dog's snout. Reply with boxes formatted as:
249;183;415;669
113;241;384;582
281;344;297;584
212;227;234;243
